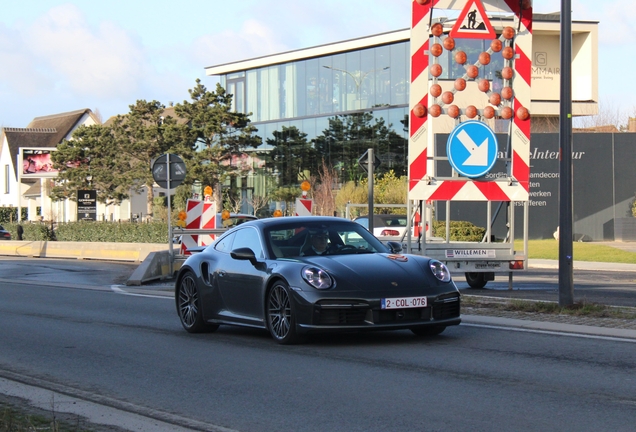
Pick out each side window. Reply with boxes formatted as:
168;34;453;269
214;232;236;253
232;227;264;259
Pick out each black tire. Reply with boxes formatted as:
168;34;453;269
465;272;488;289
267;281;301;345
176;271;219;333
410;325;446;336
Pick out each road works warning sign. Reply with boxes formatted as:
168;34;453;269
449;0;497;39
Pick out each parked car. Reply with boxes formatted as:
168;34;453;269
0;225;11;240
175;216;460;344
354;214;421;238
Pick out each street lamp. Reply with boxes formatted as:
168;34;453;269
322;65;389;110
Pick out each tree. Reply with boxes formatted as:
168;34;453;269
313;112;407;183
266;126;318;186
52;100;193;217
51;124;124;204
174;79;261;208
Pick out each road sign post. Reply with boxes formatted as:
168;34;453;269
152;154;187;275
358;149;382;234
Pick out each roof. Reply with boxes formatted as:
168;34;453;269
205;14;598;76
2;108;97;180
27;108;97;142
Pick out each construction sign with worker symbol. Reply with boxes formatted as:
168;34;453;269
449;0;496;40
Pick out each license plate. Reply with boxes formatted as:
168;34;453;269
475;262;502;270
381;296;427;309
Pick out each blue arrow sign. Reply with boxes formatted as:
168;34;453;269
446;120;498;178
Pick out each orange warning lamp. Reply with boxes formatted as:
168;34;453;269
221;209;230;220
176;210;187;227
300;180;311;197
273;209;283;217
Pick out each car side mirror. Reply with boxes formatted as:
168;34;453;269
230;247;258;265
386;241;403;254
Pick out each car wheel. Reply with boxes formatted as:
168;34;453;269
267;281;301;345
176;271;219;333
410;325;446;336
465;272;488;289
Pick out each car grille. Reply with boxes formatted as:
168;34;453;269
318;309;368;325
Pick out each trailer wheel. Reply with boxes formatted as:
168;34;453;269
465;272;487;289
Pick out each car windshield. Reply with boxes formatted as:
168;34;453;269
266;221;389;259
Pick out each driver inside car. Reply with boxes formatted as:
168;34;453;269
301;229;335;256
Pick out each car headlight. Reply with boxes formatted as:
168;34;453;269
302;266;334;290
429;260;451;282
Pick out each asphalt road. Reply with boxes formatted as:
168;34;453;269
456;269;636;307
0;258;635;431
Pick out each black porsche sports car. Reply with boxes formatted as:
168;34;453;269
175;216;460;344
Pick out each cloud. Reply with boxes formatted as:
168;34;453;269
22;4;149;98
190;18;290;68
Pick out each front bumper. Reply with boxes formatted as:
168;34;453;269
293;292;461;334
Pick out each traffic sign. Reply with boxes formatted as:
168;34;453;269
446;121;498;178
449;0;497;40
152;154;186;189
358;150;382;173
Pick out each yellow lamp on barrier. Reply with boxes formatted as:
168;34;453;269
221;209;230;220
273;209;283;217
300;180;311;197
176;210;187;227
204;186;213;202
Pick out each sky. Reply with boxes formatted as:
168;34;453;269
0;0;633;128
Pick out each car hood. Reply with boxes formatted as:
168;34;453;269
298;253;452;294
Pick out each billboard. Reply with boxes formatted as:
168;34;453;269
20;148;59;178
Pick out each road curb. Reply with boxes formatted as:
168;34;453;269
462;314;636;340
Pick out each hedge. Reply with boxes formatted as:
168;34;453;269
2;221;169;243
432;220;487;242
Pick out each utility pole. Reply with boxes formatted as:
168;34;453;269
558;0;574;306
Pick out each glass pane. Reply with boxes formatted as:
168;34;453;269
295;60;306;117
360;48;375;110
247;70;259;121
375;45;391;107
390;42;408;106
344;51;361;111
305;58;320;116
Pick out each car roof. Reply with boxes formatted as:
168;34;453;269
245;216;353;228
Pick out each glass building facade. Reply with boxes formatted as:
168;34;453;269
211;33;511;213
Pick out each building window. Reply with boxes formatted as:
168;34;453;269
4;165;9;194
227;72;246;113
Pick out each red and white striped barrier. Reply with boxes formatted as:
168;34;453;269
180;199;202;255
294;198;313;216
198;201;217;246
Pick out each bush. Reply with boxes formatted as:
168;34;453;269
433;220;486;242
3;221;169;243
0;207;27;223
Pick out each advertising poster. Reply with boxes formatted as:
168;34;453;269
21;148;61;178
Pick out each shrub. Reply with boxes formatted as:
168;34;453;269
3;221;169;243
432;220;486;242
